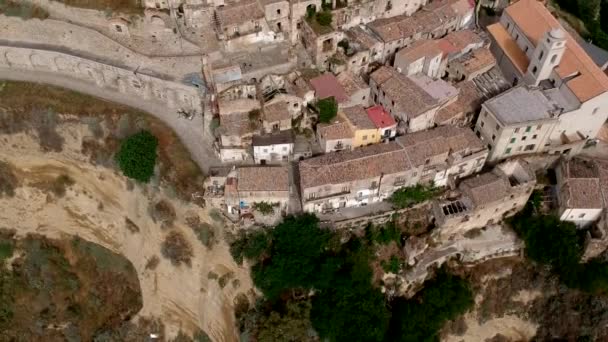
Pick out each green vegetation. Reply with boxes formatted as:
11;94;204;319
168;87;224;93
229;229;271;265
390;183;440;208
305;9;334;35
0;1;49;20
509;193;608;294
317;97;338;123
381;255;402;274
115;131;158;182
316;10;333;26
365;221;402;246
553;0;608;50
253;201;275;215
232;214;473;341
387;268;474;342
0;161;18;198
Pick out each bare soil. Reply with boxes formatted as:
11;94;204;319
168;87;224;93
0;81;254;340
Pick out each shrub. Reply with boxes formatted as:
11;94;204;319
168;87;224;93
0;161;18;197
161;231;193;267
115;131;158;182
381;255;401;274
229;229;271;264
317;97;338;123
365;221;402;246
0;241;14;262
186;216;215;248
390;183;440;208
50;174;75;197
150;200;176;229
253;202;275;215
144;255;160;270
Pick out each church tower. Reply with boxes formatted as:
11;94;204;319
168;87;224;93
524;28;567;86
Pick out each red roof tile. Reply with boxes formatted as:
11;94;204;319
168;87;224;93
309;73;349;103
366;105;396;129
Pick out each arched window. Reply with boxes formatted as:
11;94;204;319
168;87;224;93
551;54;557;64
538;50;544;60
532;66;538;75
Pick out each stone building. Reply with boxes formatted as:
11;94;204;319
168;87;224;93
366;105;397;142
262;100;292;133
555;157;608;227
317;113;355;153
474;86;582;163
433;160;536;237
342;105;380;148
300;17;343;69
396;125;488;187
369;66;439;132
394;39;444;78
435;80;485;127
445;48;496;81
223;166;290;215
487;0;608;156
299;142;418;213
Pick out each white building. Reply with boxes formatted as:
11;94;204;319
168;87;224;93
556;157;607;227
487;0;608;157
252;130;295;164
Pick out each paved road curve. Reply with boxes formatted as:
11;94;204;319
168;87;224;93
0;67;220;173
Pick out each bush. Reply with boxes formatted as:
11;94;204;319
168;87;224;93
50;174;75;197
317;97;338;123
253;202;275;216
161;231;193;267
150;200;176;229
115;131;158;182
390;183;440;208
144;255;160;270
229;229;271;264
186;216;215;248
316;10;332;26
381;255;402;274
0;161;18;197
365;221;402;246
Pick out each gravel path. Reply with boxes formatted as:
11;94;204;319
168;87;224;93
0;67;220;173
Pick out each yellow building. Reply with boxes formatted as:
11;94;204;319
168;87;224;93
342;105;381;148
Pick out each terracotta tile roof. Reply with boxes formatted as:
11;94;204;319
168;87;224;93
238;166;289;192
435;80;484;124
395;39;442;64
346;26;382;50
409;74;459;104
370;66;439;118
317;114;354;140
561;158;603;209
487;23;529;73
299;142;412;189
503;0;608;102
252;130;294;146
342;105;376;130
309;73;349;103
337;72;368;97
218;98;261;116
366;105;397;129
460;172;510;206
436;30;484;57
397;125;485;166
263;101;291;122
219;112;255;137
218;0;264;27
453;48;496;74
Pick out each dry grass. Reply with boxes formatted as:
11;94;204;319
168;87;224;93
51;0;143;15
150;200;176;229
0;81;207;201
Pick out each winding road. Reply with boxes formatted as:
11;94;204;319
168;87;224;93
0;67;220;173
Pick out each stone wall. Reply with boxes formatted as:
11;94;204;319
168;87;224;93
0;45;202;114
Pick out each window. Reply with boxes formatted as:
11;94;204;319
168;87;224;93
263;148;268;153
495;124;499;130
524;46;529;53
371;181;378;189
413;172;418;177
539;50;544;60
342;185;349;192
510;137;516;144
115;25;123;32
277;9;281;14
522;136;527;141
537;124;542;130
593;107;599;115
480;121;485;127
524;144;535;151
425;158;430;165
282;146;287;151
487;144;492;151
532;66;538;75
532;134;537;139
514;127;520;133
492;134;496;141
362;135;368;140
507;22;511;30
505;147;512;154
525;126;531;132
309;192;317;199
578;213;586;219
551;54;557;64
484;112;488;118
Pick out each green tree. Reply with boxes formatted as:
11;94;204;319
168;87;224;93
316;10;332;26
115;130;158;182
242;229;271;261
252;214;330;299
257;300;314;342
601;0;608;32
390;184;439;208
387;268;473;342
317;97;338;123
